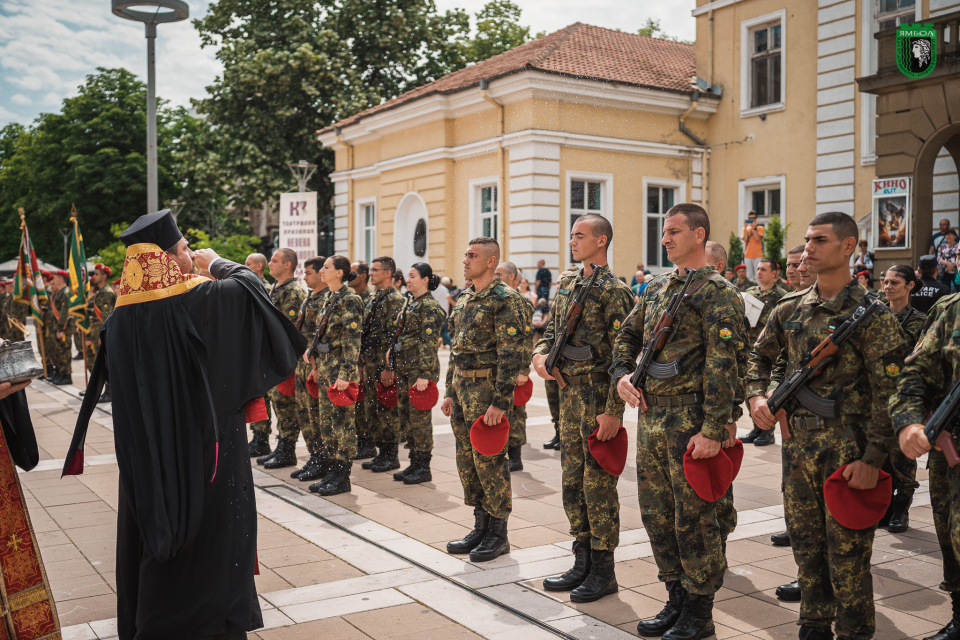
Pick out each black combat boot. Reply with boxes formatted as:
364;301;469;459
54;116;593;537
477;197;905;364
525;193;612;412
355;438;378;460
262;437;298;469
798;625;834;640
770;531;790;547
371;443;401;472
248;432;271;457
740;426;762;443
470;515;510;562
753;429;775;446
637;581;687;637
98;383;111;403
776;580;801;602
73;351;83;360
312;461;352;496
543;540;592;591
447;507;489;554
53;373;72;386
394;454;415;481
661;593;715;640
404;453;433;485
924;592;960;640
508;445;523;472
256;447;277;466
362;443;385;470
294;453;330;481
543;427;560;450
887;491;913;533
570;550;618;603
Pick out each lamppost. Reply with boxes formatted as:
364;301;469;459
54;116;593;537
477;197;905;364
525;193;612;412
165;200;187;221
111;1;189;214
287;160;317;193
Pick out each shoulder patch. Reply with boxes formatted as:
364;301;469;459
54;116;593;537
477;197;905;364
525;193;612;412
882;355;903;379
718;322;735;343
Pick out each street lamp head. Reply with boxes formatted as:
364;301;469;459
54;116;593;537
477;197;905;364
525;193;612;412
111;1;189;26
165;200;187;220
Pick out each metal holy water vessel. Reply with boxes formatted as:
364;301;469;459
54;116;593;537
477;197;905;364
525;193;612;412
0;341;44;385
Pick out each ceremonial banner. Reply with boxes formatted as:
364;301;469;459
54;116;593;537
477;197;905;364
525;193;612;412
12;212;47;329
67;207;90;332
278;192;318;284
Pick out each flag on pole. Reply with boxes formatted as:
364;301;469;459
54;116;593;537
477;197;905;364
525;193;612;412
13;208;48;327
67;204;91;331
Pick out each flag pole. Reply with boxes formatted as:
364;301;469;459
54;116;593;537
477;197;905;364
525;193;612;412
19;208;48;379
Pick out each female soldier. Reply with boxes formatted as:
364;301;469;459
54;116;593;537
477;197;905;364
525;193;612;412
307;255;364;496
392;262;445;484
883;264;926;345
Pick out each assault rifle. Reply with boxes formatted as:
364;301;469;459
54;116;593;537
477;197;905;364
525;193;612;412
308;287;349;378
386;293;413;372
922;379;960;467
629;267;693;413
543;264;602;389
765;297;883;438
358;291;383;366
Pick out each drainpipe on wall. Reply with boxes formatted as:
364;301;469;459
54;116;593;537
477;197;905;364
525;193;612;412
480;79;505;247
335;127;354;253
678;92;708;208
708;9;714;90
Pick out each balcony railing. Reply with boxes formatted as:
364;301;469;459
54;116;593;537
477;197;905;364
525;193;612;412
876;9;960;76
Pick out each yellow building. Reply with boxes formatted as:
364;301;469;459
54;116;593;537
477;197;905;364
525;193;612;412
320;2;960;282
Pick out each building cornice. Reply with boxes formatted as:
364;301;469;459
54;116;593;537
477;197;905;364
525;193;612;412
692;0;744;17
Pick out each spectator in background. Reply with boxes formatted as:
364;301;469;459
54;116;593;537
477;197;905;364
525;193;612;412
629;262;645;287
912;254;950;313
631;270;647;299
534;260;552;302
937;229;959;291
519;277;538;305
930;217;951;256
856;270;873;289
393;269;406;292
734;263;756;292
853;239;874;274
741;210;765;280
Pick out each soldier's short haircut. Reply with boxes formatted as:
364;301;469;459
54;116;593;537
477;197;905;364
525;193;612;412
275;247;298;270
498;261;519;279
705;240;727;267
468;237;501;260
574;213;613;250
665;203;710;242
757;257;779;272
305;256;326;272
787;244;806;256
810;211;859;244
246;253;267;268
373;256;396;273
353;261;369;276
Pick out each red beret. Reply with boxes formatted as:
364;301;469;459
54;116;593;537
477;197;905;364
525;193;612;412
306;376;319;399
735;264;746;271
56;270;69;279
409;380;439;411
824;464;892;530
855;270;871;279
377;381;398;408
587;425;629;476
683;447;734;502
95;263;112;276
327;381;360;407
244;397;268;423
513;378;534;407
277;373;296;396
470;415;509;456
41;270;51;280
727;440;745;480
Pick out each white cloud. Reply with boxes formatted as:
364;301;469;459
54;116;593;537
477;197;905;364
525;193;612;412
10;93;31;105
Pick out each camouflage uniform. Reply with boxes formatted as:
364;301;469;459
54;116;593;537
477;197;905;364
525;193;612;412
735;278;756;293
353;288;375;446
744;284;788;345
85;283;117;370
534;264;633;551
0;290;9;341
509;295;535;449
718;306;751;544
249;277;275;434
748;279;906;640
395;293;445;452
314;288;363;461
445;277;527;519
545;379;560;431
296;289;328;454
46;287;73;376
259;278;306;439
611;266;745;595
360;288;406;446
9;298;27;343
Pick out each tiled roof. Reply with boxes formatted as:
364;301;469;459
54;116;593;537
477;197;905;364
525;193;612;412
319;23;696;135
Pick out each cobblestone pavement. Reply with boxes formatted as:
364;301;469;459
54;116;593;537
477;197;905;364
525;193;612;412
25;340;947;640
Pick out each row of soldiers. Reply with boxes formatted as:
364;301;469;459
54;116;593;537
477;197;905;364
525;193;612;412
0;279;28;343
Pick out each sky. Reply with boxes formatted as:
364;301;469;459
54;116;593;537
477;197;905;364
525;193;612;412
0;0;697;128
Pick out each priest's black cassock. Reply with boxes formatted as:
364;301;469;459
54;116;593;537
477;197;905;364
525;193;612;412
63;211;306;640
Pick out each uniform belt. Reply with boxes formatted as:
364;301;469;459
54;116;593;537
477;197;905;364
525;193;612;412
788;414;860;431
456;368;493;378
564;372;610;385
644;392;702;407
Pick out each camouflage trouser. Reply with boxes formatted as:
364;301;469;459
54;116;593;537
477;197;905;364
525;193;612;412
396;371;434;453
317;360;357;461
46;329;72;376
546;379;560;430
929;451;960;593
508;401;527;448
449;372;512;519
716;485;737;543
356;362;373;443
83;325;100;373
559;381;619;551
783;418;875;640
269;382;301;441
73;330;83;355
637;405;725;595
363;363;401;445
883;447;919;497
296;361;326;455
250;396;274;437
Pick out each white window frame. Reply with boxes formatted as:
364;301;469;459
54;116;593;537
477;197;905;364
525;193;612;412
565;171;614;270
738;176;787;248
641;177;687;274
354;197;377;264
468;176;501;242
740;10;787;118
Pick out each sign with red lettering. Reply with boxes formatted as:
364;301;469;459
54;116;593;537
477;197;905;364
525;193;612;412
279;192;318;283
872;177;910;249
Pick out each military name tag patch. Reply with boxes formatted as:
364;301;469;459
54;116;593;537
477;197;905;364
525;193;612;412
558;289;571;295
783;321;802;330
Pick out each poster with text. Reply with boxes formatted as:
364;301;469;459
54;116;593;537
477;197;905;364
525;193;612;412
279;191;318;283
872;178;910;249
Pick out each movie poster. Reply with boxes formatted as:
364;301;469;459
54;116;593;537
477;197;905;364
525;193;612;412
872;177;910;249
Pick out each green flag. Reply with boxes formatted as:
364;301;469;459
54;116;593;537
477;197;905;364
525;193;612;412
67;205;91;332
13;208;48;327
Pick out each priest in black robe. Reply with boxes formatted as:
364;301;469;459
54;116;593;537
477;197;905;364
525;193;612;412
63;210;307;640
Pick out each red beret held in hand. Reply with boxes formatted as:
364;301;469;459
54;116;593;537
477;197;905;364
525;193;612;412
409;381;439;411
824;464;892;530
587;425;629;476
470;415;509;456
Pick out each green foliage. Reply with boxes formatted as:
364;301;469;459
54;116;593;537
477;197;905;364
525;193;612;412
185;229;262;265
94;223;132;279
728;231;744;271
762;216;791;273
460;1;532;62
637;18;693;44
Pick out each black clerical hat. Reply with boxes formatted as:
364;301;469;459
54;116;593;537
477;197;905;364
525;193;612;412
120;209;183;249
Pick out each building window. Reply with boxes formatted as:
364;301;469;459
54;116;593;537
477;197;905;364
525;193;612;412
750;187;781;218
877;0;915;31
750;21;782;109
569;180;602;262
362;203;376;263
480;185;498;239
646;185;676;270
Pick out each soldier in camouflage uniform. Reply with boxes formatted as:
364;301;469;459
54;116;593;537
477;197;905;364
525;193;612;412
495;261;534;472
441;237;526;563
86;265;117;402
306;255;364;496
733;265;756;292
533;215;633;604
613;204;745;640
45;271;74;385
290;257;330;482
392;262;446;485
245;252;274;448
748;212;907;640
0;281;10;342
256;249;307;469
359;257;406;473
544;277;574;451
350;261;376;459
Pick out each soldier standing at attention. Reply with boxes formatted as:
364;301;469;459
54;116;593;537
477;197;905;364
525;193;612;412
245;252;274;452
359;257;406;473
0;280;10;342
255;248;307;468
89;264;116;402
533;214;633;603
495;261;533;472
441;237;526;562
783;245;805;291
47;271;74;386
244;252;269;288
290;256;330;482
350;261;376;460
613;203;745;640
748;212;906;640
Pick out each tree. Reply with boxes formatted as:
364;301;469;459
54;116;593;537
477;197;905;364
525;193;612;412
762;216;791;273
637;18;692;44
460;1;533;63
728;231;744;272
